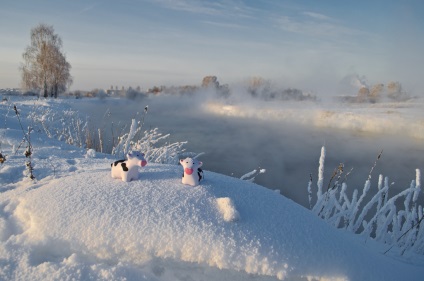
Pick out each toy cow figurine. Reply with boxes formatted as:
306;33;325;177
111;151;147;182
180;157;203;186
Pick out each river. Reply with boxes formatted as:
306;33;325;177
70;94;424;208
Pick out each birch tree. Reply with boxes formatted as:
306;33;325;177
21;24;72;98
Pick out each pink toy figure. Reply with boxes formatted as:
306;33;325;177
180;157;203;186
111;151;147;182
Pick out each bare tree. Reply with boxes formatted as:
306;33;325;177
369;83;384;103
387;81;409;101
50;46;72;98
201;76;219;88
20;24;72;98
357;86;370;103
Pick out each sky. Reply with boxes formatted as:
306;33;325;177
1;0;424;95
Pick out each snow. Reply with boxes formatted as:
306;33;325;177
1;99;424;280
216;197;240;222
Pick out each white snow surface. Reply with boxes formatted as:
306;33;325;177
1;99;424;281
216;197;240;222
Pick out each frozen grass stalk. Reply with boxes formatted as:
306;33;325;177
98;128;103;153
309;146;423;256
13;105;35;180
111;107;193;164
240;168;265;182
308;174;313;209
317;146;325;199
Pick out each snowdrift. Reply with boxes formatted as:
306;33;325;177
1;99;424;280
1;154;423;280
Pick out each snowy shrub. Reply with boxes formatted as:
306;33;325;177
309;146;423;256
21;100;193;164
134;128;191;165
85;149;96;158
111;119;195;165
27;103;89;148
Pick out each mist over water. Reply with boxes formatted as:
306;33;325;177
72;93;424;208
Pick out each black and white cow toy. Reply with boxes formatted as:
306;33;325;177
180;157;203;186
111;151;147;182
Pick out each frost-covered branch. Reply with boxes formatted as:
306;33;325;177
27;103;89;148
240;168;266;182
308;146;423;256
112;118;194;165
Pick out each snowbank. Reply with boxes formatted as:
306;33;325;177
1;99;424;281
3;158;423;281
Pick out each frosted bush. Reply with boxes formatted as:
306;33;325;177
112;119;195;165
27;103;88;148
20;100;193;165
85;149;96;158
309;146;423;256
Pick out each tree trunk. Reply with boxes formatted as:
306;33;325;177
54;83;58;98
43;79;48;98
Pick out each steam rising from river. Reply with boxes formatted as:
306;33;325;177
73;89;424;207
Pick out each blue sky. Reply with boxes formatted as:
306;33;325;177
1;0;423;95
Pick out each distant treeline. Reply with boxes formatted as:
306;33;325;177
2;76;415;103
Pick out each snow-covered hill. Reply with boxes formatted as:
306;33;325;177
1;99;424;281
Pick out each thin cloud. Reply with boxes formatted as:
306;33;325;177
201;20;247;29
150;0;256;19
302;11;332;21
277;15;363;38
77;3;99;15
150;0;222;16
